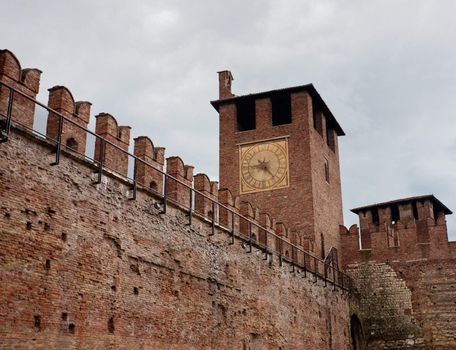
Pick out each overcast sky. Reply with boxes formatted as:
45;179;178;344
2;0;456;240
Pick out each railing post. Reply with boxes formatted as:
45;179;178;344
0;88;14;142
209;201;216;236
94;138;105;184
263;230;268;260
247;221;252;253
130;157;138;200
333;263;337;290
291;246;295;272
341;272;344;291
324;261;328;287
229;211;235;245
302;253;307;278
51;114;64;165
313;256;318;283
161;174;167;214
187;189;193;225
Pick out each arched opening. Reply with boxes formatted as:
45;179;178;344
350;314;366;350
66;137;78;151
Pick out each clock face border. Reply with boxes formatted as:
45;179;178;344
239;138;290;194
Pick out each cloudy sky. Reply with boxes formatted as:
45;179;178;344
2;0;456;239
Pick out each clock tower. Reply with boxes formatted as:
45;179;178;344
211;71;345;257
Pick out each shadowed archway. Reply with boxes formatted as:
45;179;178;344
350;314;366;350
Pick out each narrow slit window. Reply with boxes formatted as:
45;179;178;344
271;92;292;126
324;159;330;183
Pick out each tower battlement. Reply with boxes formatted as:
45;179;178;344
340;195;454;267
213;70;345;259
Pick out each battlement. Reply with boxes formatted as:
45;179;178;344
0;49;349;291
0;49;41;129
340;195;454;267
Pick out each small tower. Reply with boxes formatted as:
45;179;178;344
350;195;452;261
211;71;345;257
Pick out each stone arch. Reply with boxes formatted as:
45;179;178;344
350;314;366;350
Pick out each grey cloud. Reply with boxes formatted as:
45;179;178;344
2;0;455;238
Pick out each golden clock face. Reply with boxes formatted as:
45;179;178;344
239;139;289;194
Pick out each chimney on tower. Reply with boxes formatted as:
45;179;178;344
217;70;234;99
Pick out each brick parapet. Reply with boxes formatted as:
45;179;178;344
133;136;165;194
46;86;92;155
0;49;41;129
94;113;131;176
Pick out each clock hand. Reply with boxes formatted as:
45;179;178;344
265;166;274;178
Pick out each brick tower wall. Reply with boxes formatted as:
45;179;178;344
340;201;456;349
217;77;344;258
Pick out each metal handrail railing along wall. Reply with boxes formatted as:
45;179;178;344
0;80;353;292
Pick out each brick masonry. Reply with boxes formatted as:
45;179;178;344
0;128;352;349
214;75;344;259
2;48;456;350
341;198;456;349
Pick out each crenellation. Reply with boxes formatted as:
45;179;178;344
0;49;41;129
166;156;194;207
416;199;435;223
46;86;91;155
94;113;130;176
258;212;272;249
218;188;239;232
0;49;23;81
75;101;91;124
194;173;218;218
47;85;75;114
133;136;165;194
378;207;391;227
20;68;41;93
239;201;259;241
398;203;414;224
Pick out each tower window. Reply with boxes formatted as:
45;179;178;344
271;92;292;126
236;98;256;131
326;126;335;152
371;208;379;225
391;205;400;223
324;159;330;183
313;111;323;136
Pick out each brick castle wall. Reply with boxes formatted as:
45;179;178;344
340;202;456;349
0;126;352;350
0;50;355;349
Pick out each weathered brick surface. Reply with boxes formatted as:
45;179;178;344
0;129;352;349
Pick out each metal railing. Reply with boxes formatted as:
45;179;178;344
0;80;353;292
